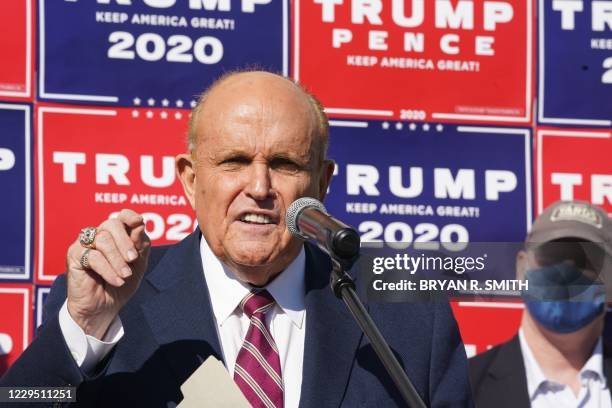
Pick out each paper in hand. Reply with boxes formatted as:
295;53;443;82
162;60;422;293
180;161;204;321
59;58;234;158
178;356;250;408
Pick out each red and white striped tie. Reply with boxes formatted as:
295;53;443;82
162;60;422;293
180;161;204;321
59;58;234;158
234;289;284;408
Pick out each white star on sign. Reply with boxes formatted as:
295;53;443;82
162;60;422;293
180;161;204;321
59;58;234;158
382;122;389;129
160;111;168;119
176;99;184;108
133;97;141;106
147;98;155;106
175;112;183;119
436;124;444;132
190;100;197;108
146;111;153;118
409;123;417;131
395;122;403;130
161;99;169;107
422;124;430;131
131;110;139;118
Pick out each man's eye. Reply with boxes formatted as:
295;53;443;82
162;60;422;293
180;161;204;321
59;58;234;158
271;158;301;172
221;157;249;165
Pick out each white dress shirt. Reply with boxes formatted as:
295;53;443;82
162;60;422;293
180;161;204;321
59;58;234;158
200;237;306;408
519;329;612;408
57;301;124;373
58;236;306;408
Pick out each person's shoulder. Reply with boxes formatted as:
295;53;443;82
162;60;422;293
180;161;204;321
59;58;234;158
366;297;454;355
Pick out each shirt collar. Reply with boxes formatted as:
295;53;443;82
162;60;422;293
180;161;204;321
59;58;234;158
519;329;548;399
519;329;608;399
580;337;607;389
200;236;306;329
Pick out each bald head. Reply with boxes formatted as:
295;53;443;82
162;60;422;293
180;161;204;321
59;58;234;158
188;71;329;165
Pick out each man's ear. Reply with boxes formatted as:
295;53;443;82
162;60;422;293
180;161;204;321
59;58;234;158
516;250;528;281
317;159;335;201
176;153;196;210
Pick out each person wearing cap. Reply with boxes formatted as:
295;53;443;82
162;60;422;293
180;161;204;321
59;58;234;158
469;200;612;407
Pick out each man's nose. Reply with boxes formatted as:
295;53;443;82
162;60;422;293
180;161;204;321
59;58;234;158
245;162;273;201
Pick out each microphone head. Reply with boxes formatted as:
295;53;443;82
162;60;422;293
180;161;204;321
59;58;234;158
286;197;327;239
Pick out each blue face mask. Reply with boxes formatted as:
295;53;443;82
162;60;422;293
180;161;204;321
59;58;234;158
522;263;605;334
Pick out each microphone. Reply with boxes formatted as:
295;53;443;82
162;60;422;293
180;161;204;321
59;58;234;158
286;197;360;261
287;198;427;408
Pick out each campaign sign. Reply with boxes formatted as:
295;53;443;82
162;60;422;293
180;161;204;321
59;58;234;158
536;128;612;214
0;105;32;281
538;0;612;126
0;286;31;376
39;0;287;105
35;286;51;329
36;105;193;283
325;121;532;247
451;301;523;357
0;0;33;99
293;0;532;124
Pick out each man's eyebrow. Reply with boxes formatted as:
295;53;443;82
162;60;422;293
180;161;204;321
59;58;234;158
269;152;313;166
208;149;314;166
209;149;252;160
269;152;307;161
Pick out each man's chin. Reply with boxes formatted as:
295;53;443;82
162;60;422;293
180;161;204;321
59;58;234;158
231;238;275;256
226;257;280;286
222;244;296;284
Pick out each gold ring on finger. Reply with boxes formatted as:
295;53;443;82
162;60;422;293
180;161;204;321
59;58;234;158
79;227;97;249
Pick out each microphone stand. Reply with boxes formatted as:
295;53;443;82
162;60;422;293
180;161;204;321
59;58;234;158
330;258;427;408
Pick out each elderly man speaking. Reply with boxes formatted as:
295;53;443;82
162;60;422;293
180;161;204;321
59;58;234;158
1;71;473;407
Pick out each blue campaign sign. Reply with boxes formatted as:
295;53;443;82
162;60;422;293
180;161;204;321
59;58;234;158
325;121;532;244
538;0;612;126
39;0;288;106
0;104;31;281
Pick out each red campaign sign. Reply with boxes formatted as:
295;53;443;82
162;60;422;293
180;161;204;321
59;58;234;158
451;301;523;357
0;0;33;100
0;285;31;375
536;128;612;215
36;105;194;283
293;0;533;124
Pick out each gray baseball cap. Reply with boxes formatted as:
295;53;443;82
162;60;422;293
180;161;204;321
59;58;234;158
527;200;612;256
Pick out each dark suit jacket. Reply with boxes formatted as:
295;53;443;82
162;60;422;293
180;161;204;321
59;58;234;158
469;335;612;408
1;230;473;407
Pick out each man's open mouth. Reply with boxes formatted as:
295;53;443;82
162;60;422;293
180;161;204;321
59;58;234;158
240;213;275;224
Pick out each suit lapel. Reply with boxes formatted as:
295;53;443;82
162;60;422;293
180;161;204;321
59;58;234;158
299;244;363;408
485;336;531;408
603;340;612;390
140;230;223;385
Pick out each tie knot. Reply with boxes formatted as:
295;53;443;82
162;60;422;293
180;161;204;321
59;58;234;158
240;289;275;319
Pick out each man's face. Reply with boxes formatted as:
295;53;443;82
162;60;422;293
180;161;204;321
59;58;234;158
178;72;333;285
